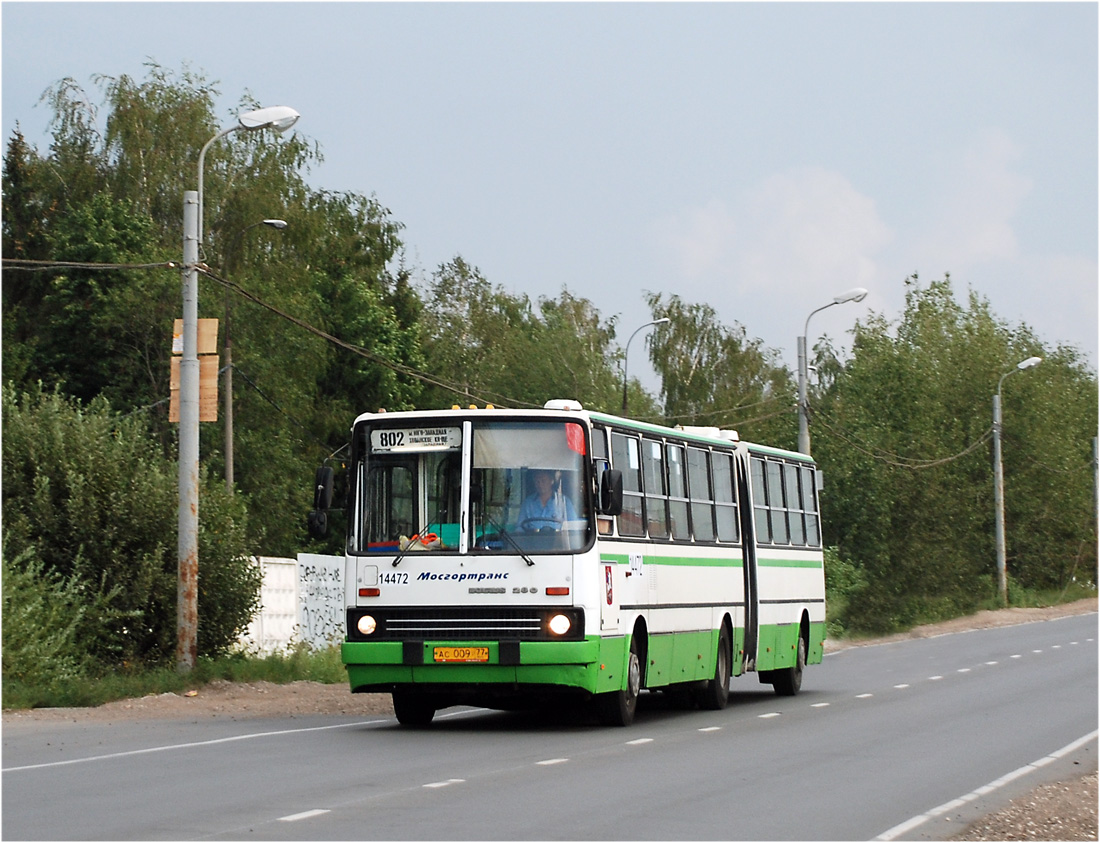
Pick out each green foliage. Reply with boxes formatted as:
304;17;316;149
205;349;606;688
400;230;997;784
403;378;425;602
814;275;1097;633
823;546;867;637
2;384;258;667
419;257;628;413
1;545;95;690
644;292;797;446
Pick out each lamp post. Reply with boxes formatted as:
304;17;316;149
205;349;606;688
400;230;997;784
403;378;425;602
993;355;1042;607
797;287;868;455
179;106;299;672
223;219;288;492
621;317;670;416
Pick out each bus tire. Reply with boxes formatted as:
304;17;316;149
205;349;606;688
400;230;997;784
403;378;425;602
596;634;641;726
697;625;731;710
772;633;806;697
393;690;436;727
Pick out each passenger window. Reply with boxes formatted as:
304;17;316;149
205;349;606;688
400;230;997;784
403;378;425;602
713;453;739;543
688;447;715;542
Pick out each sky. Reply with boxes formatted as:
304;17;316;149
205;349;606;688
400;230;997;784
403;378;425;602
3;2;1097;392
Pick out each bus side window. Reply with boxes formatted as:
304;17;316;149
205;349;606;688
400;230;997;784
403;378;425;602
666;443;690;541
785;463;806;545
766;460;789;544
751;457;770;543
687;447;715;542
642;437;668;539
713;452;738;543
802;465;821;546
611;432;645;537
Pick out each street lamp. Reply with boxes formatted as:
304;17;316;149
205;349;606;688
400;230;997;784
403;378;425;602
224;219;288;492
179;105;299;672
797;287;868;455
993;355;1042;607
621;318;670;416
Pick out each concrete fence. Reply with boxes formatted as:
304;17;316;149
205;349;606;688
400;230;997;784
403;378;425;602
238;553;344;654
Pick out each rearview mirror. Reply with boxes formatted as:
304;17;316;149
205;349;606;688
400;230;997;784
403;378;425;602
308;465;335;539
599;469;623;516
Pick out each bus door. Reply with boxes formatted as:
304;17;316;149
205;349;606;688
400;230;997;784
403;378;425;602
735;447;760;672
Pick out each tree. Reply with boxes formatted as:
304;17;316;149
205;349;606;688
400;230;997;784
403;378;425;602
419;257;628;412
813;275;1097;631
2;384;258;666
3;65;422;557
644;292;796;445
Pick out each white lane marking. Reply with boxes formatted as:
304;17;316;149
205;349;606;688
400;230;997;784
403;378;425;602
894;684;910;689
424;778;465;789
626;737;653;745
856;693;873;699
874;730;1099;841
957;668;971;673
759;712;781;719
1011;654;1022;659
3;719;383;773
537;758;569;765
279;809;330;822
811;702;830;708
985;661;998;666
930;675;944;681
698;726;722;732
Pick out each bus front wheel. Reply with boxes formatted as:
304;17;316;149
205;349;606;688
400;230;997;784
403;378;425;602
596;635;641;726
393;690;435;727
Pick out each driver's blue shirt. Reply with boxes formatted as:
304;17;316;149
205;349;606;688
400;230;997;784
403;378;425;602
519;493;577;528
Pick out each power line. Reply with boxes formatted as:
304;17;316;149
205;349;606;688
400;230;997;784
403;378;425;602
809;406;995;470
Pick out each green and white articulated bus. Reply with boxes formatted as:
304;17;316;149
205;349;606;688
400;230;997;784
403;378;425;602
320;400;825;727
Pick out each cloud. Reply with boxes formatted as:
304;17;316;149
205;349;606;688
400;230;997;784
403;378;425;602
656;167;894;304
909;129;1033;270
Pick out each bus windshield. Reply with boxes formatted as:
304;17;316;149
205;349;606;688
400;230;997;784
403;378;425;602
351;418;592;555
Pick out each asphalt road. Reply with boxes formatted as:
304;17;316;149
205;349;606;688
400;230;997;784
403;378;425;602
3;613;1096;841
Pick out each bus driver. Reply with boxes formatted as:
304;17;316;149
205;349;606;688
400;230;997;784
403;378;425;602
519;469;577;531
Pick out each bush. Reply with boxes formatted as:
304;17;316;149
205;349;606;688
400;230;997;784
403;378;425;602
1;545;94;690
2;384;259;668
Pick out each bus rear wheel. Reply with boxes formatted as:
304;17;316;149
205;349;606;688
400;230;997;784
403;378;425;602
596;635;641;726
697;625;731;710
772;633;806;697
393;690;436;727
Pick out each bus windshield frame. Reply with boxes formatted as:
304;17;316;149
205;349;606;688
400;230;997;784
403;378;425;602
348;416;594;556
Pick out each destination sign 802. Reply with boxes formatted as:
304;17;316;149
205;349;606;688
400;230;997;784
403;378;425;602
370;427;461;453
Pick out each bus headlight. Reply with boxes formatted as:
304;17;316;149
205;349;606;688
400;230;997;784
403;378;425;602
548;613;572;636
357;615;377;635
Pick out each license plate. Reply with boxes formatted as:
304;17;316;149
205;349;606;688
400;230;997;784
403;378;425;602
433;646;490;663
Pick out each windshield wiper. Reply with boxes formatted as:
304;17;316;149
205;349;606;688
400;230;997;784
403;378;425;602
392;520;434;567
481;513;535;567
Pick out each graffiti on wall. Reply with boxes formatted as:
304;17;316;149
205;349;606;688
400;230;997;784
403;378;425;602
297;553;343;649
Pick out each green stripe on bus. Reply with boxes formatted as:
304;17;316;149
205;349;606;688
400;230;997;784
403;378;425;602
758;557;824;568
600;554;742;568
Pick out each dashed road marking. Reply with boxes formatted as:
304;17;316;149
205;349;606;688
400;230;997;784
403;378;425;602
424;779;465;789
279;809;330;822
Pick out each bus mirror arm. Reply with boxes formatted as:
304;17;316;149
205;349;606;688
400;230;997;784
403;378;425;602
599;469;624;516
307;465;335;540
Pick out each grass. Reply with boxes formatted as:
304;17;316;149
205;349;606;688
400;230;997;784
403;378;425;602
2;644;346;711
